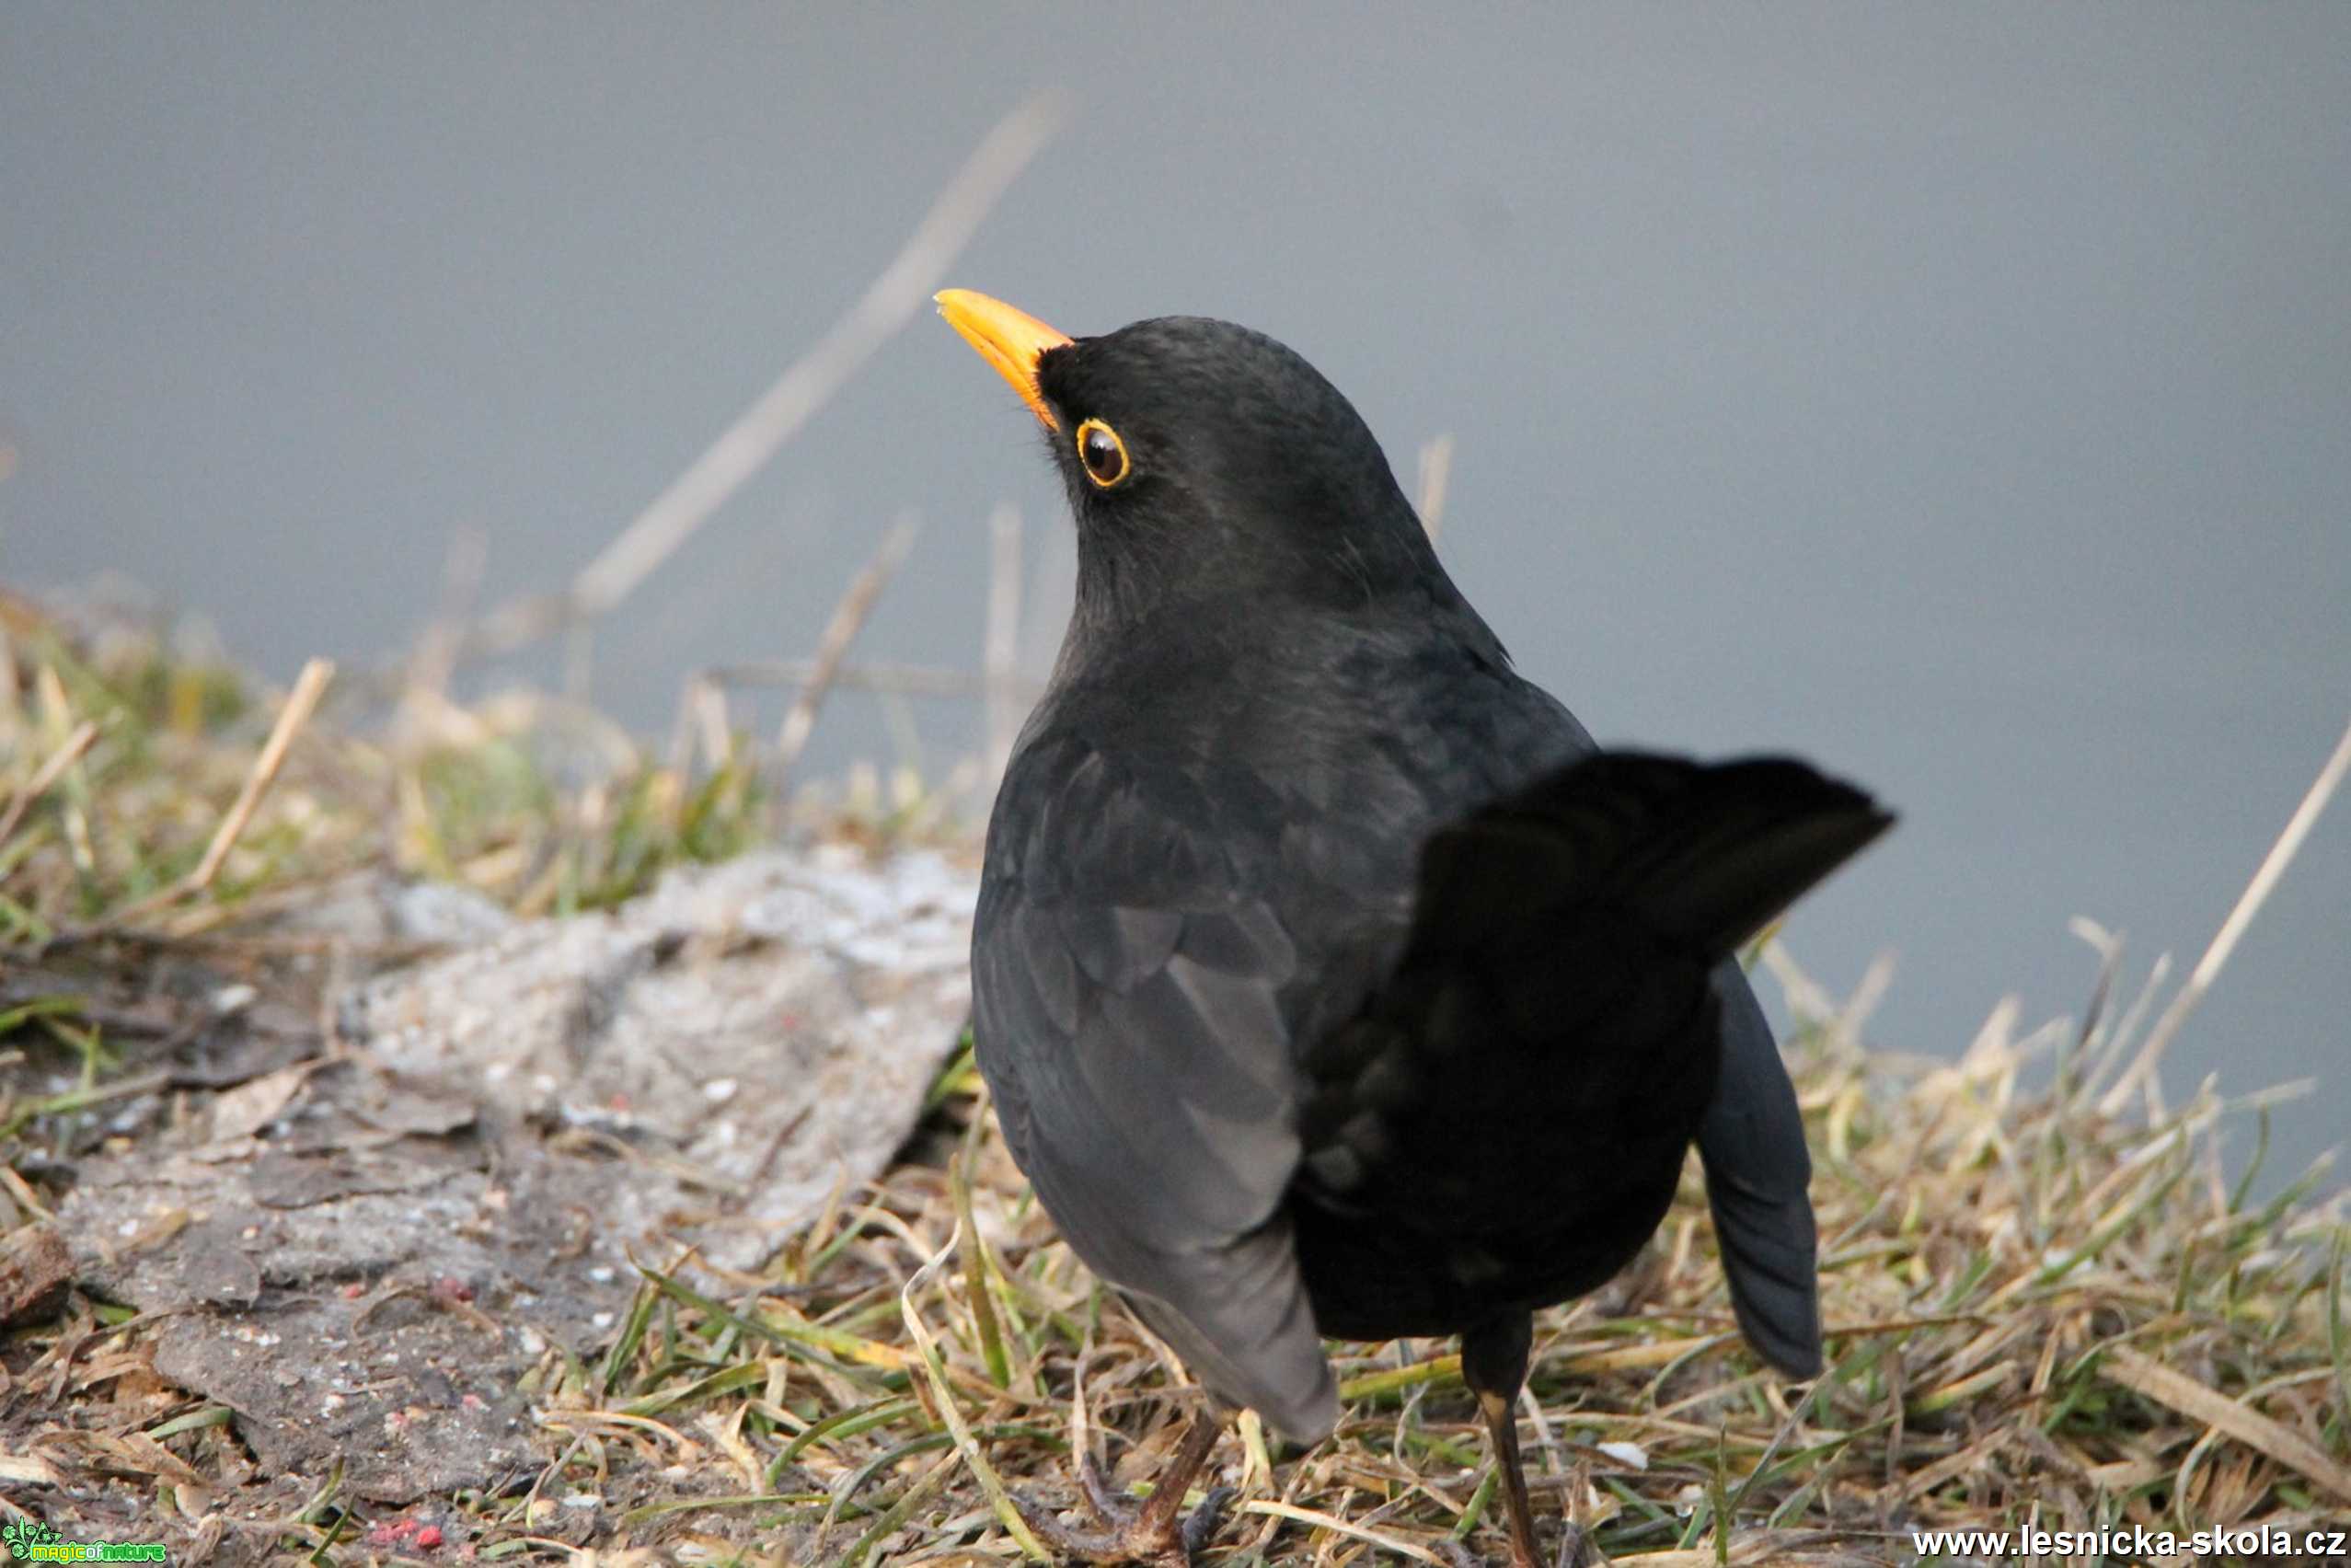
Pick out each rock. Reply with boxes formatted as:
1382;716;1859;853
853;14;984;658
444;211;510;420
340;844;976;1270
53;844;978;1502
259;869;517;973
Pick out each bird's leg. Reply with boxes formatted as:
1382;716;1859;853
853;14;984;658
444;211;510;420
1478;1389;1542;1568
1463;1313;1548;1568
1012;1406;1232;1567
1131;1413;1231;1554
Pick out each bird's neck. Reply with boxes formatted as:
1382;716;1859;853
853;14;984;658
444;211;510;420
1049;532;1509;715
1064;494;1456;648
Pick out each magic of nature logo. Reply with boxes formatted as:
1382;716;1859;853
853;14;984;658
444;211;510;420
2;1519;166;1562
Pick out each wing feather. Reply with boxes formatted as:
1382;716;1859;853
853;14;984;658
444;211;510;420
973;738;1339;1437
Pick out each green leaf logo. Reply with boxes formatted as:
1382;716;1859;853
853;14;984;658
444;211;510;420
3;1519;61;1560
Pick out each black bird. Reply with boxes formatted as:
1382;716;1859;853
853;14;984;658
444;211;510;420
939;288;1890;1567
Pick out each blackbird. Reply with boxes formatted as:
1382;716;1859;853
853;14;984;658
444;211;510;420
939;288;1891;1567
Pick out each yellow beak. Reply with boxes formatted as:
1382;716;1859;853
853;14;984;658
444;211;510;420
935;288;1074;430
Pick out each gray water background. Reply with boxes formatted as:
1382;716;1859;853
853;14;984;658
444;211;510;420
6;6;2345;1181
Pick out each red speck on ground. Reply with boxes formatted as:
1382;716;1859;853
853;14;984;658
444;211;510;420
364;1519;421;1548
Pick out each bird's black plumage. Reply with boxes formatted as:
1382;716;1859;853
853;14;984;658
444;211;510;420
945;295;1889;1563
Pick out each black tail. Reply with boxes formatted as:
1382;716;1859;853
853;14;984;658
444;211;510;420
1291;751;1889;1356
1412;751;1892;965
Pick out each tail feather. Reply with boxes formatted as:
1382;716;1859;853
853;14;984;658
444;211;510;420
1704;964;1826;1378
1414;753;1892;965
1296;750;1888;1366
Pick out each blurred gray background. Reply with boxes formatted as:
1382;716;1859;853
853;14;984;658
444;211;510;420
6;6;2345;1178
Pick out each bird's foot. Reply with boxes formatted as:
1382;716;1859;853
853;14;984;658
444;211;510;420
1012;1406;1234;1566
1486;1516;1596;1568
1012;1426;1583;1568
1500;1480;1608;1568
1011;1475;1234;1566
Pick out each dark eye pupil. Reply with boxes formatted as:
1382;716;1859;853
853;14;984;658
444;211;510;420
1084;428;1121;478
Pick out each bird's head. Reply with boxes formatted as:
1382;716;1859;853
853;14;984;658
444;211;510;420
937;290;1447;628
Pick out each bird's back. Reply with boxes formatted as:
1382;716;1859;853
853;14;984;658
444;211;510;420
1005;594;1591;1035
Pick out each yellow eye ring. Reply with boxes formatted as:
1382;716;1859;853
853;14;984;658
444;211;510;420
1075;419;1131;489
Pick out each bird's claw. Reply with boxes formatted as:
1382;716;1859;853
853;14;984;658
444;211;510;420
1011;1481;1232;1567
1179;1484;1236;1555
1492;1500;1600;1568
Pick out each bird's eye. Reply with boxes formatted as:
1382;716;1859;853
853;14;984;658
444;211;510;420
1076;419;1131;489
